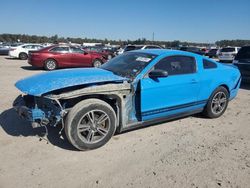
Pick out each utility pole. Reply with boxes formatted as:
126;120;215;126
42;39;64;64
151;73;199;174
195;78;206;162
152;32;155;42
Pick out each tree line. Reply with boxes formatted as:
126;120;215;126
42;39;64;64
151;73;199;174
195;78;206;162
0;33;249;48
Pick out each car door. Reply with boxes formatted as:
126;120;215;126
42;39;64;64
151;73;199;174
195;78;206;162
70;47;92;67
140;55;200;121
22;45;33;54
49;46;71;67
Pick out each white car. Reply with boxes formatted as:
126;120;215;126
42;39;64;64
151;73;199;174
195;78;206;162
218;47;241;62
9;44;44;60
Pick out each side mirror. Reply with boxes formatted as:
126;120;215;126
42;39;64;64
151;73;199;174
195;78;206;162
149;69;168;78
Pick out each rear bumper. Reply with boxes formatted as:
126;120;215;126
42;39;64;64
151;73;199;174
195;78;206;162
218;56;234;61
8;51;19;58
28;58;44;68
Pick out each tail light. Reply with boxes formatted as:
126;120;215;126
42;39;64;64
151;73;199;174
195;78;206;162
9;48;15;51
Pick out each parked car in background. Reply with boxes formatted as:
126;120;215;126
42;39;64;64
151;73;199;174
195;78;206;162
83;46;115;60
0;43;22;55
28;45;107;70
9;43;44;60
218;47;240;62
118;44;163;54
14;49;241;150
179;46;205;55
233;46;250;82
206;48;219;58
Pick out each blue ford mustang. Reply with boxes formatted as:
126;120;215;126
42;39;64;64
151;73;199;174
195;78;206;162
14;50;241;150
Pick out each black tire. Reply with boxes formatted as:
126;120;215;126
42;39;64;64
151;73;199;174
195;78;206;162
19;52;28;60
44;59;57;71
65;99;116;150
93;59;102;67
203;86;229;118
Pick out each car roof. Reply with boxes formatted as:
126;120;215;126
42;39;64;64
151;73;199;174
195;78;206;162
131;49;202;57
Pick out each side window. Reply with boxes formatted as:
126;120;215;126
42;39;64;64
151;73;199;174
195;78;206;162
70;47;83;53
50;47;69;53
22;45;32;49
203;59;217;69
154;55;196;75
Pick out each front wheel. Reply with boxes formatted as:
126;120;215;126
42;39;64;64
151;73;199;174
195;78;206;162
93;59;102;68
203;86;229;118
44;59;57;71
65;99;116;150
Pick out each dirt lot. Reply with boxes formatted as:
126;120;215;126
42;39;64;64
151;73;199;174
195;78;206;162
0;56;250;188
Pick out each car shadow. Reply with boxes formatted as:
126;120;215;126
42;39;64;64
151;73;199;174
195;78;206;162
0;108;77;151
21;66;42;71
5;57;19;60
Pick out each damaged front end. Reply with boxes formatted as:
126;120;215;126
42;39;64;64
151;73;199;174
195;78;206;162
13;94;66;129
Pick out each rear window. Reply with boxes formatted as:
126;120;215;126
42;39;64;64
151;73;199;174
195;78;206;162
235;46;250;60
221;48;235;52
124;46;142;52
203;59;217;69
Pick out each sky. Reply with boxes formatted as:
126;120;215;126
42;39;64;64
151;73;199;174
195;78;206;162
0;0;250;43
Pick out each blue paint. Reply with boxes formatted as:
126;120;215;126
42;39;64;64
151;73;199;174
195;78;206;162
137;50;241;120
15;50;241;127
15;68;127;96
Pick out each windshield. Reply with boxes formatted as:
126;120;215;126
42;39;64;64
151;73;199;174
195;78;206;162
101;52;157;79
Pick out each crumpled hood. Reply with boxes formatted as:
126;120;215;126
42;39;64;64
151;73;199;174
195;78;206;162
15;68;127;96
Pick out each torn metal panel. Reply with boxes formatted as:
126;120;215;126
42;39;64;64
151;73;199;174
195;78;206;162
47;82;131;99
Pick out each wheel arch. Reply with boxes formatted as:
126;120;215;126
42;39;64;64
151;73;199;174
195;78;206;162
44;58;58;65
92;58;104;64
219;84;230;94
64;94;122;128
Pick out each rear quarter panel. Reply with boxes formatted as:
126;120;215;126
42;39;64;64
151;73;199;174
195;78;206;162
196;56;241;101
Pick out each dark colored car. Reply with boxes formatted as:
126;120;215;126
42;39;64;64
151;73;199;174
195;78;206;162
83;46;115;60
207;48;218;58
233;46;250;82
28;45;107;70
179;47;205;55
0;46;9;55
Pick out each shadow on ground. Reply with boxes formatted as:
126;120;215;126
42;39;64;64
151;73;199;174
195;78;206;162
5;57;19;60
20;66;42;71
0;108;77;151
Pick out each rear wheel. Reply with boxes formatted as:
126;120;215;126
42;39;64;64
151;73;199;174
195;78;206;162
44;59;57;71
19;52;28;60
203;86;229;118
65;99;116;150
93;59;102;67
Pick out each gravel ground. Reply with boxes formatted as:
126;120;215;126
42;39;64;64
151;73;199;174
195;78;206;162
0;56;250;188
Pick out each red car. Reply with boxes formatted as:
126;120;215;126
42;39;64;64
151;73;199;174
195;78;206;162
28;45;107;70
83;46;115;60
